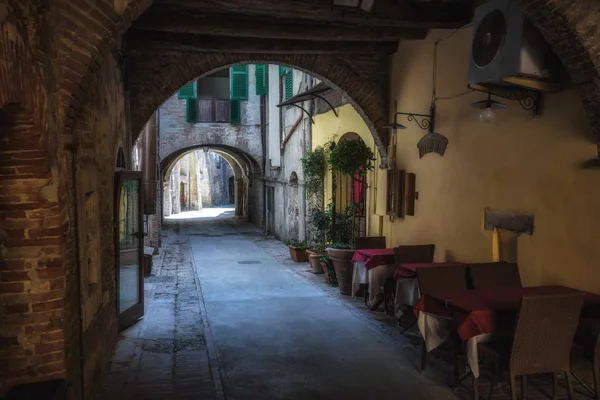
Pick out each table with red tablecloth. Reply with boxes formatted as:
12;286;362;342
351;249;396;305
393;262;465;318
414;285;600;378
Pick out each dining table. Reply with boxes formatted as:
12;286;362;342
393;262;465;318
351;249;396;306
414;285;600;378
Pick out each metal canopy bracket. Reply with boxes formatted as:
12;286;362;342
276;82;338;121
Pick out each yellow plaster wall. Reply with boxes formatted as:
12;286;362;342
383;29;600;293
311;103;382;235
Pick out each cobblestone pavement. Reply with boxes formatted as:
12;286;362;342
100;220;219;400
100;210;595;400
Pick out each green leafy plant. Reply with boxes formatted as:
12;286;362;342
328;139;374;178
319;255;338;286
309;242;328;253
300;146;327;199
283;239;307;251
328;242;354;250
308;207;331;245
335;206;357;245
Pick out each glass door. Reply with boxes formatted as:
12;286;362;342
114;171;144;331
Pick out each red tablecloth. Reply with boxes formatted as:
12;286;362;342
351;249;395;271
415;285;600;341
393;262;465;281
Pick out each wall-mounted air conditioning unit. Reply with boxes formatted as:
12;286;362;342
468;0;560;92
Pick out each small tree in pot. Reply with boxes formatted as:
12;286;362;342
306;206;331;274
326;139;374;295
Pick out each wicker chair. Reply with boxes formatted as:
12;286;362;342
416;265;468;371
572;326;600;399
354;236;386;250
385;244;436;317
468;262;522;290
477;293;584;400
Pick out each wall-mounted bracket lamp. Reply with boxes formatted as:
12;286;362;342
469;84;541;121
385;103;449;158
384;103;436;134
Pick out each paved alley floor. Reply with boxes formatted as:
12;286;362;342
101;209;594;400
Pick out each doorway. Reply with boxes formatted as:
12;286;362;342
115;171;145;331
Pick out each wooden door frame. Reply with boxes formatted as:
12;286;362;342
114;170;145;331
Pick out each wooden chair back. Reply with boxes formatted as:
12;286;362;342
416;265;468;294
510;293;584;376
468;262;522;290
354;236;386;250
393;244;435;267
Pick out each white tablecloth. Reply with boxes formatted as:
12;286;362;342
394;278;420;318
417;312;493;378
351;262;396;306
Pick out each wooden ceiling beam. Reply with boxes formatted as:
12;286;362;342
125;31;400;55
149;0;472;28
132;13;428;41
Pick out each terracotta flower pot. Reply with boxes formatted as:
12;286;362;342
288;245;308;262
307;251;325;274
326;247;355;295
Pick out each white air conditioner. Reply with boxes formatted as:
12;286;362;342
468;0;559;91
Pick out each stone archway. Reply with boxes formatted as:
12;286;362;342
127;56;390;163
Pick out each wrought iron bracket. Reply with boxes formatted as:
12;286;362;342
468;84;541;118
392;103;436;132
312;93;339;117
290;104;315;124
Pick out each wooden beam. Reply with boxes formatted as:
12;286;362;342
125;31;400;55
150;0;472;28
132;12;428;41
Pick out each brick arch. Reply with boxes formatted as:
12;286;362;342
56;0;152;129
161;144;260;181
126;54;390;164
0;104;63;393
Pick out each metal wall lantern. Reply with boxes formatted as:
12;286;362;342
469;84;541;121
332;0;375;14
385;103;449;158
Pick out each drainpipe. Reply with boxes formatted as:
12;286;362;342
280;114;303;155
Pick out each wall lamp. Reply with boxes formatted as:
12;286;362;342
385;103;449;158
469;84;541;121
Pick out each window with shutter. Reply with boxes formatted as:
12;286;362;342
230;99;241;123
186;99;198;123
284;71;294;101
230;65;248;100
178;81;197;99
255;64;268;95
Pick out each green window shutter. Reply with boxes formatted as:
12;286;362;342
279;65;288;76
255;64;268;95
178;81;197;99
230;99;241;123
284;70;294;100
230;65;248;100
186;99;198;123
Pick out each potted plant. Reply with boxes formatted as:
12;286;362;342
306;207;332;274
319;255;337;286
300;146;327;209
307;242;326;274
325;205;358;295
284;239;309;262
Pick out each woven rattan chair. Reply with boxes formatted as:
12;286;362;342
354;236;386;250
416;265;468;371
468;262;522;290
387;244;436;319
477;293;584;400
572;326;600;399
